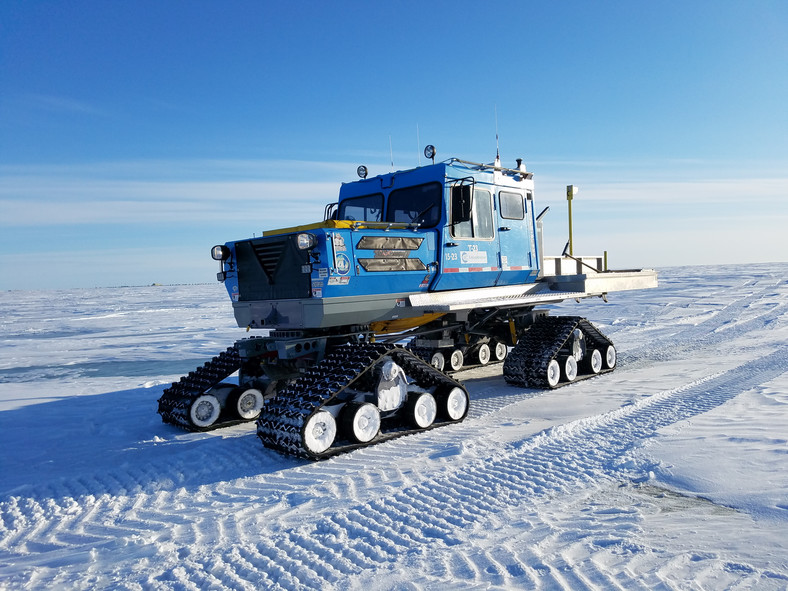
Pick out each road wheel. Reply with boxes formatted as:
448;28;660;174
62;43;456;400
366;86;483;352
429;351;445;371
562;356;578;382
448;349;464;372
189;394;221;428
476;343;491;366
584;349;603;374
605;345;617;369
408;392;437;429
340;402;381;443
230;388;264;420
302;410;337;455
441;387;469;421
546;359;561;388
492;340;508;362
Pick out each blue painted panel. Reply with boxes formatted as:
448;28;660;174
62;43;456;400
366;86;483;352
496;190;539;286
309;228;439;299
220;242;240;301
434;239;500;291
431;178;501;291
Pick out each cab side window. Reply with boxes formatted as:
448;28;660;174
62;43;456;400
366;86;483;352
499;191;525;220
451;184;473;237
475;189;494;238
451;187;493;239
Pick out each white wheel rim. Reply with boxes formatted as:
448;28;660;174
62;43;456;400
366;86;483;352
449;350;464;371
546;359;561;387
190;395;221;428
494;341;508;361
236;388;264;419
477;344;490;365
413;393;437;428
564;356;578;381
590;349;603;374
606;345;617;369
351;403;380;443
430;351;445;371
303;410;337;454
445;387;468;421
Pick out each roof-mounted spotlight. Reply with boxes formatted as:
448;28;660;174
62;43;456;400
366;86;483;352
357;165;368;179
424;144;436;164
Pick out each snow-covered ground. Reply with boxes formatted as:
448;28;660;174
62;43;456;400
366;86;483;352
1;264;787;590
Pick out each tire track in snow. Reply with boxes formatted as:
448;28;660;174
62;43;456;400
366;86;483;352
4;339;786;589
136;346;788;590
617;277;785;366
526;486;788;591
0;379;543;588
3;274;786;588
7;270;778;505
348;345;788;590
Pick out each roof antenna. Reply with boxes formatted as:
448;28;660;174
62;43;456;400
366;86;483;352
416;124;421;166
494;105;501;168
389;135;394;171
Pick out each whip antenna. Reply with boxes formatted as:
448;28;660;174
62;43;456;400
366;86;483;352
389;135;394;171
495;104;500;161
416;124;421;166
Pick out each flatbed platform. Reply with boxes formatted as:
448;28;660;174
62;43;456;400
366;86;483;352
409;268;657;312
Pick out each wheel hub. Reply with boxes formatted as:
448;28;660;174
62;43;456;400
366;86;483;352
239;394;255;412
195;401;213;421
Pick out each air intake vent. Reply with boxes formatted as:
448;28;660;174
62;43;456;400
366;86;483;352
235;236;311;301
252;239;287;280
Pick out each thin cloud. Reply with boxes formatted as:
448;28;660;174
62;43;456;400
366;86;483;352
0;158;364;227
0;158;359;181
2;158;787;230
536;177;788;205
0;180;337;226
24;93;108;117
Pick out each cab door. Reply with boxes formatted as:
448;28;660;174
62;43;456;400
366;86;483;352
495;190;538;286
432;183;499;291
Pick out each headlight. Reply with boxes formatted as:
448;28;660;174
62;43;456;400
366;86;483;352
211;245;230;261
296;233;317;250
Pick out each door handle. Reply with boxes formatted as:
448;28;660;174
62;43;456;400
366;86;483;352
499;227;511;232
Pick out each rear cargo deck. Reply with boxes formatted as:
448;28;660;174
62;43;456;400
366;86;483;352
408;267;657;312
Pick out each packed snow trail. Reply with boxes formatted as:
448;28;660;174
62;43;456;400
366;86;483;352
1;264;788;589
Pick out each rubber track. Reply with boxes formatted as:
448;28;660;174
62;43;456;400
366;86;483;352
157;346;242;430
503;316;613;388
256;343;467;459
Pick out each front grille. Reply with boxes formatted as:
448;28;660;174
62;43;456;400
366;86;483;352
252;239;287;280
235;236;311;301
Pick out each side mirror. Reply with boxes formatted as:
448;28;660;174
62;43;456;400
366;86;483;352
451;185;473;224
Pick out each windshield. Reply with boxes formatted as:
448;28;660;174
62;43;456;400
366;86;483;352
337;193;384;222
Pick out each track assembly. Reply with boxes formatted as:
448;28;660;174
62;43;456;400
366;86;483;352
257;343;468;459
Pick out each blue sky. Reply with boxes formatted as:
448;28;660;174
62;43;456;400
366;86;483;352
1;0;787;290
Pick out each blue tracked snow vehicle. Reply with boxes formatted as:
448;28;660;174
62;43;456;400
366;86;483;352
158;147;657;458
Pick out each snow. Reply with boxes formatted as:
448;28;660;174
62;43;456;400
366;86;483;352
1;264;787;590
